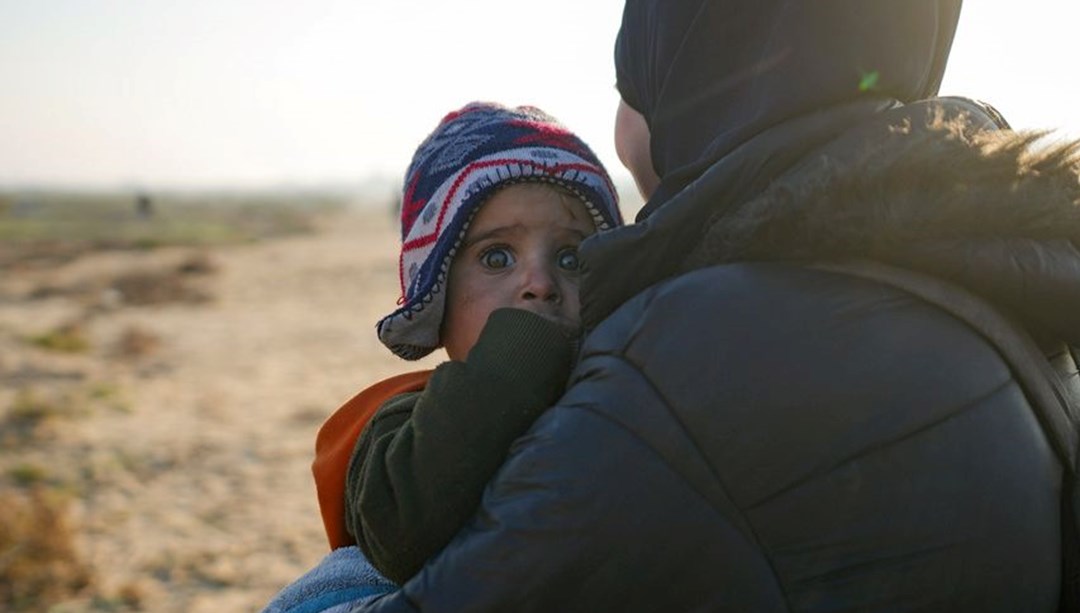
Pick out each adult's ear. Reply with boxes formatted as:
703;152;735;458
614;99;660;201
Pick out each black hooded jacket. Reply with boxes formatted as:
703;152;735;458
353;1;1079;610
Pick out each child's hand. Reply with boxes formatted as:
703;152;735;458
492;307;581;341
481;308;583;370
467;308;581;393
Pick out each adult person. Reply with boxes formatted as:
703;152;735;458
346;1;1080;610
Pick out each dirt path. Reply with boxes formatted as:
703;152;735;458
0;208;443;611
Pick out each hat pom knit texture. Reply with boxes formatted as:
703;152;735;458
377;102;623;360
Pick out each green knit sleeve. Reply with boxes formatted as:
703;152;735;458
344;308;575;584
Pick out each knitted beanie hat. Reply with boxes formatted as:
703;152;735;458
378;102;623;360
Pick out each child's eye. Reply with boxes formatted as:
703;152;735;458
480;247;514;270
556;248;580;272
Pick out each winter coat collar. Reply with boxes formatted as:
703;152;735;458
580;97;1080;343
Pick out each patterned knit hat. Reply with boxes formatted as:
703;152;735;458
378;102;623;360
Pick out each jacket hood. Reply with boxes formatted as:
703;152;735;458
615;0;962;214
682;104;1080;343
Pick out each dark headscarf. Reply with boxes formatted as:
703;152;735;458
615;0;963;214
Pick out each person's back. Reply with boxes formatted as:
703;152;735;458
562;264;1064;609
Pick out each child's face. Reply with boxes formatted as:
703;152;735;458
441;184;595;361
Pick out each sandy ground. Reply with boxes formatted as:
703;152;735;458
0;208;444;611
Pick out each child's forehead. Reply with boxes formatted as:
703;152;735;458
467;183;595;233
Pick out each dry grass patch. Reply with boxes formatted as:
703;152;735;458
110;268;211;306
0;487;94;611
1;389;85;446
176;251;219;275
27;321;90;353
7;463;50;488
22;253;219;310
113;325;163;360
0;382;127;447
0;241;97;272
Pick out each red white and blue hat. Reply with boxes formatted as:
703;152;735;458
378;102;623;360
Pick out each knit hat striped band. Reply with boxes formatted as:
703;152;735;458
377;102;623;360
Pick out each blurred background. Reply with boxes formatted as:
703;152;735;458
2;0;1078;192
1;1;1077;611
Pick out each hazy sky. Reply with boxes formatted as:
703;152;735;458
1;1;1077;188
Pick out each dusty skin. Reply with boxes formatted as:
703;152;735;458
0;207;444;611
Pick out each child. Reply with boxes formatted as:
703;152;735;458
312;102;623;585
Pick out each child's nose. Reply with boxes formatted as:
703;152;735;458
519;262;561;305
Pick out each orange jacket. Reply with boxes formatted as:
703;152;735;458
312;370;433;550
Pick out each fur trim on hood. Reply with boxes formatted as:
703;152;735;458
686;112;1080;342
688;114;1080;263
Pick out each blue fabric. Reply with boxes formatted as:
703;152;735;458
262;547;397;613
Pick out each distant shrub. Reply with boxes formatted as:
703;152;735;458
111;269;210;306
132;237;161;250
113;325;162;360
1;388;87;446
92;582;146;610
83;381;132;414
27;322;89;353
0;241;92;272
0;487;93;611
176;251;218;275
7;464;49;487
7;389;68;423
